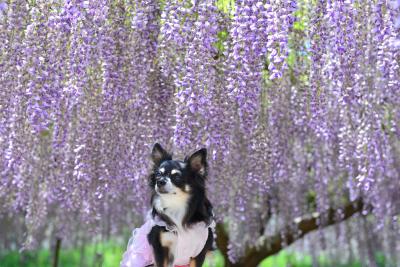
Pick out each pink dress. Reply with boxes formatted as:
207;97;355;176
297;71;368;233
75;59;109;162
120;212;214;267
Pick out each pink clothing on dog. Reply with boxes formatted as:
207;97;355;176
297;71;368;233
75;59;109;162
120;212;214;267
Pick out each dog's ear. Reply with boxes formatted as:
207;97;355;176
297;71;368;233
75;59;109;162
151;143;171;166
187;148;207;175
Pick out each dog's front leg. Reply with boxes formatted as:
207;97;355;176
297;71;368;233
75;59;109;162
148;226;177;267
160;231;177;267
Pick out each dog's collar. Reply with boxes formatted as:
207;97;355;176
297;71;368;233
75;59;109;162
153;214;177;232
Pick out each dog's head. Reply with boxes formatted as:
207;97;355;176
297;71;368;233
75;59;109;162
149;143;207;196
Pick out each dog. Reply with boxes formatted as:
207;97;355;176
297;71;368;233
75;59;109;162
147;143;214;267
120;143;215;267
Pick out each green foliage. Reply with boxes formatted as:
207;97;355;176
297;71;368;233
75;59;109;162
260;250;392;267
260;251;313;267
0;241;124;267
0;241;391;267
305;190;317;211
213;30;229;55
204;251;225;267
216;0;235;14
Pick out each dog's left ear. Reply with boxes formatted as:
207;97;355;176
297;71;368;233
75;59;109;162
151;143;172;166
187;148;207;175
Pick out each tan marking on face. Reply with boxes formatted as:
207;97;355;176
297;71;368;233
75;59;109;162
185;184;191;192
171;169;181;175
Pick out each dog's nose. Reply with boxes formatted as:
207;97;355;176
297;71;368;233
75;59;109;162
157;179;166;187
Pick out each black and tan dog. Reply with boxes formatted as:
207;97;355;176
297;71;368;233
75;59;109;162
147;143;214;267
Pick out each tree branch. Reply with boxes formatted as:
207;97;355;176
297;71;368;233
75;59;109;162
216;199;364;267
215;222;230;262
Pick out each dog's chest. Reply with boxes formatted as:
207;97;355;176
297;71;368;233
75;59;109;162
154;194;189;226
159;223;209;265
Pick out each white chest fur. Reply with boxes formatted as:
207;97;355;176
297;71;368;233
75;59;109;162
153;192;189;227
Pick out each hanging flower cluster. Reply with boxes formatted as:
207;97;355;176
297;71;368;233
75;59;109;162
0;0;399;263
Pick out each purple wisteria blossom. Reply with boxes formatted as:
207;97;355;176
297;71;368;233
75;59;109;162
0;0;399;264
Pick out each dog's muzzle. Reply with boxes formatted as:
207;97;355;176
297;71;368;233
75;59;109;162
155;178;170;194
156;179;167;187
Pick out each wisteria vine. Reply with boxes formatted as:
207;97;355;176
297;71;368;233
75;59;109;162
0;0;399;264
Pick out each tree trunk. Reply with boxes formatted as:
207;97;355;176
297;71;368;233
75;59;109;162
52;237;62;267
79;234;87;267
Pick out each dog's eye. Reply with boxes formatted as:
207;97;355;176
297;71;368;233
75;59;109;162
171;173;181;179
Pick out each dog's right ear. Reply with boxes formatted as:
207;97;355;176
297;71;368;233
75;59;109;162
151;143;171;166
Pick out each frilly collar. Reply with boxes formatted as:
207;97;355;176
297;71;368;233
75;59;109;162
146;210;215;233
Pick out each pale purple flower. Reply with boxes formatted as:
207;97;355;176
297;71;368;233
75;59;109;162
0;0;399;264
